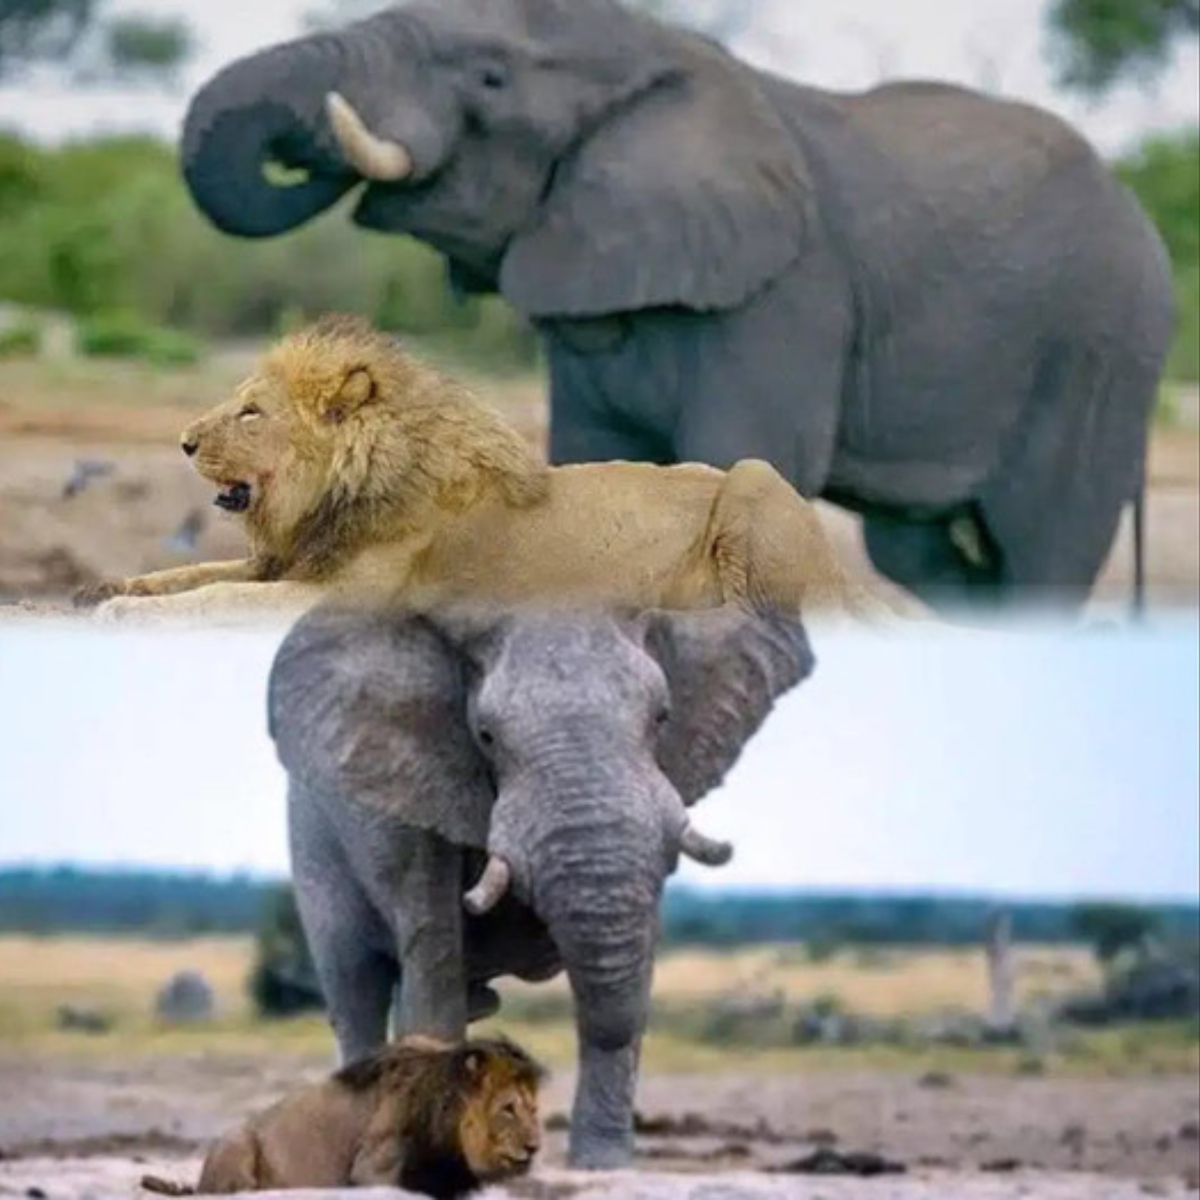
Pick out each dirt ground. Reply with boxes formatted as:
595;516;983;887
0;359;1196;613
0;1052;1196;1198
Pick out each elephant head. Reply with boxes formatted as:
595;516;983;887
182;0;811;316
268;603;813;1167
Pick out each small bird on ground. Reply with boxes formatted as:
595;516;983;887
61;459;115;500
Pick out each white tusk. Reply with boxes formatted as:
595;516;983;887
464;856;512;915
679;822;733;868
325;91;413;182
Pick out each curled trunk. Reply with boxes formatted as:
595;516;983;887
181;37;357;237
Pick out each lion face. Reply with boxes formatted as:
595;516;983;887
180;376;316;518
456;1057;542;1181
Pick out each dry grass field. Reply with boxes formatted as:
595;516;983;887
0;935;1196;1197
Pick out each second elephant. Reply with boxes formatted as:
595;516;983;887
267;604;814;1168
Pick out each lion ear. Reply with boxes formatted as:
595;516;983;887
322;366;375;424
462;1050;484;1079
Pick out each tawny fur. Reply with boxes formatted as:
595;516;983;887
79;314;878;621
140;1035;543;1198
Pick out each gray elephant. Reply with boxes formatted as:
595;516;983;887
267;604;813;1168
182;0;1174;613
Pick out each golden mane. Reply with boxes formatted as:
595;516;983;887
253;314;550;578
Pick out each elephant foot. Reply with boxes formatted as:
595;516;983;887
567;1136;635;1171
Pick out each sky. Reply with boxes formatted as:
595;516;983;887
1;616;1196;902
1;0;1197;154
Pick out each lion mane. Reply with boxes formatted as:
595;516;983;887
247;314;550;582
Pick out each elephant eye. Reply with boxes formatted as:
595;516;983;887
654;705;671;728
477;727;496;749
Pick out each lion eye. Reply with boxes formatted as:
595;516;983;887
238;405;262;421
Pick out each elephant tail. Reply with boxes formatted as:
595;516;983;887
1131;484;1147;622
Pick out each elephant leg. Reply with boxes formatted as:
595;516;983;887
976;346;1157;609
290;789;396;1064
863;507;1005;613
391;837;469;1040
674;265;848;494
294;879;396;1064
569;1040;641;1169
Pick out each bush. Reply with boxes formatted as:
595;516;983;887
76;310;202;365
0;319;41;359
248;885;324;1019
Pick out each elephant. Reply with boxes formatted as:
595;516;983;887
266;603;814;1168
181;0;1175;613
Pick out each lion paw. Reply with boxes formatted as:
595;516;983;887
73;580;128;609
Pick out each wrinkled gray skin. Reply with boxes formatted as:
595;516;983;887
267;605;813;1168
182;0;1174;613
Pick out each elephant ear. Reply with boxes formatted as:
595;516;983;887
500;37;812;317
267;606;493;848
645;607;815;805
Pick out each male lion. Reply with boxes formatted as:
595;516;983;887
140;1035;543;1197
78;315;877;621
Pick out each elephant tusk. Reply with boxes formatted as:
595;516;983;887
679;822;734;867
325;91;413;182
464;856;511;915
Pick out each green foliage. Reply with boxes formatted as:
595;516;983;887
103;14;191;76
0;132;539;373
0;318;41;358
0;0;191;83
76;310;202;366
1070;902;1160;965
1118;129;1200;382
1049;0;1200;93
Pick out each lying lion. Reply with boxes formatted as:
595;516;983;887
140;1035;543;1197
77;314;877;622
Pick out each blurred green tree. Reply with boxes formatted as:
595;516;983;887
1049;0;1199;93
1070;901;1160;966
0;0;193;83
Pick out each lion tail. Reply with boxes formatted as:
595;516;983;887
140;1175;196;1196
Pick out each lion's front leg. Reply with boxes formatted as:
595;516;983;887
93;580;323;627
74;559;257;609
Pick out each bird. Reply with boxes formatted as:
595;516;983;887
164;507;207;555
61;459;115;500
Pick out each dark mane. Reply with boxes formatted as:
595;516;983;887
333;1036;545;1200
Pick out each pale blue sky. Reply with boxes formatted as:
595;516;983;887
1;0;1196;154
1;617;1196;901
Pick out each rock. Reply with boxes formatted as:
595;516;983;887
154;971;215;1025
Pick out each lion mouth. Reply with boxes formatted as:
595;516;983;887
214;481;253;513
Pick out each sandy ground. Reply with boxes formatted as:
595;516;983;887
0;381;1196;615
0;1053;1196;1198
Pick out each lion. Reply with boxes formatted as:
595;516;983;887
139;1035;544;1198
77;314;880;622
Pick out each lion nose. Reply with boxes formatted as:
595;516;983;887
181;437;198;458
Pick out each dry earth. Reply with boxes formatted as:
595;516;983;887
0;1052;1197;1199
0;354;1196;614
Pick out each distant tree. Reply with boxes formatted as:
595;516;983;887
1070;902;1160;966
0;0;192;84
304;0;752;41
1048;0;1200;93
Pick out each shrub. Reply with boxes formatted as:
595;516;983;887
0;319;41;359
76;310;202;365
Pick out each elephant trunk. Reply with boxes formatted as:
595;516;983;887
181;35;358;237
467;754;731;1169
